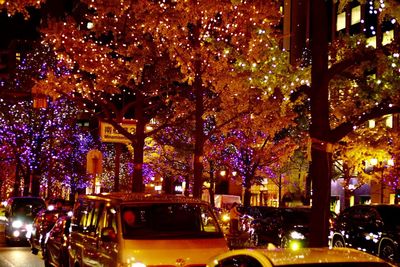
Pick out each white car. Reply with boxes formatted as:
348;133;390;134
206;247;396;267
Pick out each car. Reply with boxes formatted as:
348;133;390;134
43;214;72;267
4;196;46;245
206;247;396;267
29;206;69;255
330;204;400;264
248;207;311;249
68;193;229;267
238;206;278;233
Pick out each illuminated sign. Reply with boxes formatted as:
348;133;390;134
99;120;136;143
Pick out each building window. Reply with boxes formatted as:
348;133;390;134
382;30;394;46
366;36;376;48
368;120;375;128
337;12;346;31
384;115;393;128
351;5;361;25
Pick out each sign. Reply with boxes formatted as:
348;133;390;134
86;149;103;174
99;120;136;143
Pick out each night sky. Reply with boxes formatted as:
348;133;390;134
0;9;41;48
0;0;73;49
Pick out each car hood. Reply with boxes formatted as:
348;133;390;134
121;238;229;265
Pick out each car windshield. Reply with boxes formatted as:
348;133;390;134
121;203;223;239
12;198;46;218
281;208;310;225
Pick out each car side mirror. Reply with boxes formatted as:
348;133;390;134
101;227;116;242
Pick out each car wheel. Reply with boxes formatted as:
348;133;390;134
31;247;39;255
332;236;345;247
43;251;51;267
379;241;396;262
60;250;69;267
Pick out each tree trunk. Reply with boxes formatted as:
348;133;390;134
303;163;312;205
243;175;252;207
309;0;331;248
193;54;205;199
114;143;121;192
13;159;21;197
24;170;31;196
343;188;352;209
132;92;145;193
209;160;215;207
162;176;173;194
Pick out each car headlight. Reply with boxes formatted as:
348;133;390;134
221;214;230;222
127;261;146;267
12;220;23;228
290;231;305;240
289;240;302;251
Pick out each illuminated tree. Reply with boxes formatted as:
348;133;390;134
0;96;97;198
378;131;400;197
332;125;392;208
0;40;99;197
1;0;289;197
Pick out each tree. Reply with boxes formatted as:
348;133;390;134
211;89;299;207
22;0;288;198
305;0;400;247
332;126;392;209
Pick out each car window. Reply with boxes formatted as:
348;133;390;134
11;198;45;217
282;208;310;225
98;206;117;235
376;206;400;228
215;255;263;267
121;203;223;239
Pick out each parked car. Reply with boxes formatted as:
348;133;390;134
29;206;69;255
43;215;71;267
249;207;311;249
68;193;229;267
206;247;396;267
331;204;400;264
238;206;277;235
4;196;46;245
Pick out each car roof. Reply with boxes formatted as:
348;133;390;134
8;196;44;201
78;192;208;205
211;248;391;266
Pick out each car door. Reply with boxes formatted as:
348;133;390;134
46;217;65;265
81;200;104;267
345;206;379;252
97;206;118;267
335;206;361;247
356;206;381;254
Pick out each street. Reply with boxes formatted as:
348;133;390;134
0;222;44;267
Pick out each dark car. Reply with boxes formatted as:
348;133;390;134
4;196;46;245
249;207;311;249
29;207;69;255
238;206;278;233
43;215;71;267
331;204;400;263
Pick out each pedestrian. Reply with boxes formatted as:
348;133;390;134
229;202;241;235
